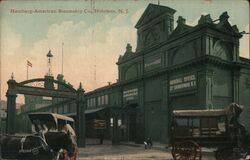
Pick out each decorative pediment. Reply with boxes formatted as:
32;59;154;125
123;44;134;57
215;20;236;34
214;12;241;37
198;14;213;24
135;3;176;29
118;44;136;63
168;25;193;40
168;16;193;40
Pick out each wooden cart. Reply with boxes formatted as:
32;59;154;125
171;103;249;160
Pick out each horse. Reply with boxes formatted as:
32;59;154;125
45;131;76;160
0;131;75;160
59;124;78;160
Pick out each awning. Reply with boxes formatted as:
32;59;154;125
64;112;76;117
85;107;106;114
63;107;107;117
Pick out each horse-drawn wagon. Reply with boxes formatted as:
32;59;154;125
171;103;250;160
0;112;78;160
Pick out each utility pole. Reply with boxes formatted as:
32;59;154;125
62;42;64;75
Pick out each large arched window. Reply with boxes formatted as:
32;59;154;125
212;40;230;61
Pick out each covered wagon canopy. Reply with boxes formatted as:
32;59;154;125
28;112;74;131
173;103;243;117
173;109;230;117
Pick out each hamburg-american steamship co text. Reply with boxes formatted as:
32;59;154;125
10;8;128;14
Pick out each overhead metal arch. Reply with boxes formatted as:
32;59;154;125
7;80;77;99
19;78;77;92
6;76;86;147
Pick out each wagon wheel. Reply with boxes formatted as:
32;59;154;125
172;140;201;160
215;147;241;160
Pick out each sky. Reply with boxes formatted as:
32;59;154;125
0;0;249;103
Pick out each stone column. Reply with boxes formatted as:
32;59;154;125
135;111;144;144
6;92;17;134
6;79;17;134
232;40;240;62
233;69;240;103
202;35;211;56
136;82;144;143
161;74;169;144
111;109;119;145
198;68;214;108
76;83;85;147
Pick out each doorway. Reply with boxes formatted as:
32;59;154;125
121;103;138;142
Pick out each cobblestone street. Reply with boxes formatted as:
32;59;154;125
78;144;173;160
77;139;216;160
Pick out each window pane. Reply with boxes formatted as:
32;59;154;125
98;97;101;106
192;118;200;127
93;98;96;107
176;118;188;126
105;95;108;105
101;96;105;105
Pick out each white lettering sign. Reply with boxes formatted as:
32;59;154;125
123;88;138;100
144;58;161;68
170;74;196;92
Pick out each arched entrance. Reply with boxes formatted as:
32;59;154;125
6;75;86;147
122;103;139;142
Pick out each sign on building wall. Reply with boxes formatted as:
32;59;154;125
144;56;162;71
123;88;138;101
94;119;106;129
169;74;197;93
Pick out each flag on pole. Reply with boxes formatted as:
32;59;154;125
27;60;32;67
